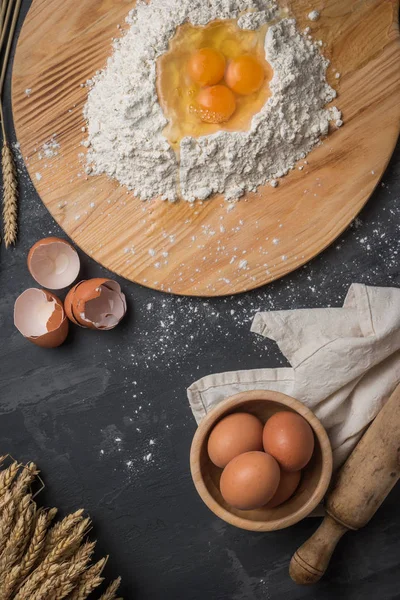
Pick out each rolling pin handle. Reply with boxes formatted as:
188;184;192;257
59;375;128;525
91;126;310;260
289;514;348;585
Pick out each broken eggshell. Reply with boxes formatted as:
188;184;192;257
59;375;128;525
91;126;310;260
64;281;83;326
14;288;69;348
64;278;126;330
27;237;80;290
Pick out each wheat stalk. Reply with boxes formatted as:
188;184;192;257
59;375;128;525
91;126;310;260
1;133;18;247
99;577;122;600
0;460;122;600
0;0;23;93
67;557;107;600
0;0;22;248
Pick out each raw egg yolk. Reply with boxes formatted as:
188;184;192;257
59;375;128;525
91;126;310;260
226;55;265;95
196;85;236;123
188;47;226;87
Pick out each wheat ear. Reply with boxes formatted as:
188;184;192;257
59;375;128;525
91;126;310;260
0;500;34;576
0;489;13;513
11;463;39;502
67;557;107;600
0;496;15;554
0;461;20;497
13;562;61;600
1;135;18;247
43;510;85;556
17;509;51;585
99;577;122;600
49;541;96;600
64;518;91;558
0;563;21;600
37;520;91;577
30;573;61;600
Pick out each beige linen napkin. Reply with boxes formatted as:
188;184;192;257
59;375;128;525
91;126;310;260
188;284;400;470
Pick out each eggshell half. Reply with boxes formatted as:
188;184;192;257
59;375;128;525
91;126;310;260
66;278;127;330
27;237;80;290
64;282;85;326
14;288;69;348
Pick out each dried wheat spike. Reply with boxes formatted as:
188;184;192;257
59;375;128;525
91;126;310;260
17;509;50;585
0;462;20;497
16;493;33;523
31;573;60;600
43;510;84;556
98;577;122;600
0;496;15;554
67;557;107;600
0;501;34;578
41;527;90;573
12;463;39;502
63;518;91;559
2;140;18;247
49;541;96;600
0;563;21;600
13;562;61;600
0;489;13;513
48;507;59;523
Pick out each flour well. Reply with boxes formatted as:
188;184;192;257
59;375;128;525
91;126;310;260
84;1;340;203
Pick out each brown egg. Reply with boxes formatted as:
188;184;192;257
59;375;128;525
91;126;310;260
207;412;263;468
266;469;301;508
263;411;314;472
220;451;280;510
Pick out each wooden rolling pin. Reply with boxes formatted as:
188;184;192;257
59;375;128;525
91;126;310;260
290;383;400;585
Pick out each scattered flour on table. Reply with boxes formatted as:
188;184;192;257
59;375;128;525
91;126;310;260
38;136;60;160
84;0;340;202
307;10;320;21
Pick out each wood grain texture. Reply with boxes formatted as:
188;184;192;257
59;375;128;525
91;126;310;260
12;0;400;296
190;390;332;531
290;383;400;585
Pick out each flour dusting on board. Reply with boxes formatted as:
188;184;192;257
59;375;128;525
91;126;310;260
83;0;341;202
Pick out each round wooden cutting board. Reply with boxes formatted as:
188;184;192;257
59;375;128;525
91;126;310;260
12;0;400;296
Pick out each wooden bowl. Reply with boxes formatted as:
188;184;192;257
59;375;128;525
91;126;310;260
190;390;332;531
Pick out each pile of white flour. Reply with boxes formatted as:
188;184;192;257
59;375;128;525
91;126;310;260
84;0;340;202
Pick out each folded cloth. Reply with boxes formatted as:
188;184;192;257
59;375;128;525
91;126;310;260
188;284;400;470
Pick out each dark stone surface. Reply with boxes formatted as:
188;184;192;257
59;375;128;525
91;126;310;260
0;2;399;598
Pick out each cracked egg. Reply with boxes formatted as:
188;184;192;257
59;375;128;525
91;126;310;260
157;19;273;150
